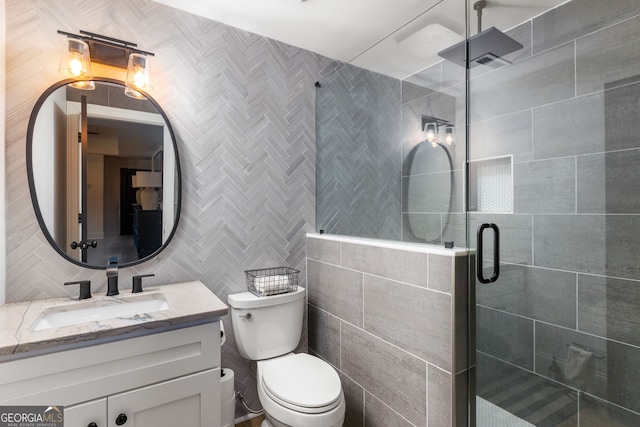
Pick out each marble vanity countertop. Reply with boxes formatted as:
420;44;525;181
0;281;228;359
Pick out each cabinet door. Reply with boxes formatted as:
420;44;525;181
107;369;220;427
65;398;107;427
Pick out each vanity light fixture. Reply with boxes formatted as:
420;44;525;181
424;122;438;144
444;125;455;145
58;38;95;90
422;116;455;147
124;53;153;99
57;30;155;98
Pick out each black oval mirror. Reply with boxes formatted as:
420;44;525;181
27;78;181;269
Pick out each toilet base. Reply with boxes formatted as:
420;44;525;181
261;413;289;427
260;409;344;427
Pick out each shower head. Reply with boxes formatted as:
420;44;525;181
437;26;523;69
437;1;523;69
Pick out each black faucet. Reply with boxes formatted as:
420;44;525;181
64;280;92;300
132;274;155;293
106;256;119;296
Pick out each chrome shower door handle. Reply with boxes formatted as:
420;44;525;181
477;223;500;284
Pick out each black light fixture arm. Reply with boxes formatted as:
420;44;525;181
57;30;155;56
57;29;154;68
421;115;454;131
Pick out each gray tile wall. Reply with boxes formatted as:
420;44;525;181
405;1;640;424
315;63;402;240
466;1;640;424
401;76;464;246
307;234;469;426
315;1;640;425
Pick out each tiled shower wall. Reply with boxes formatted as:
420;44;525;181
316;63;402;240
405;0;640;424
401;66;465;246
306;234;469;427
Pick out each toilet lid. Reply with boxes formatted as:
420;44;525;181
261;353;342;412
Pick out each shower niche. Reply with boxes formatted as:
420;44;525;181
469;156;513;213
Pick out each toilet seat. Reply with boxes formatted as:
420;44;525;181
260;353;342;414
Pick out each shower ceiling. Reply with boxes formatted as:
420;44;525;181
153;0;570;79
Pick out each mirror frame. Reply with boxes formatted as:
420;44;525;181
26;77;182;270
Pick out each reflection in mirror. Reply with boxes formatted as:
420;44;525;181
27;79;181;269
404;137;454;244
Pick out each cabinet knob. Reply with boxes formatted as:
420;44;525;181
115;413;128;425
88;423;98;427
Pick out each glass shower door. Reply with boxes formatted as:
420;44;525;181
470;0;640;425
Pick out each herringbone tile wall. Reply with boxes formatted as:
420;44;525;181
316;63;402;240
5;0;337;416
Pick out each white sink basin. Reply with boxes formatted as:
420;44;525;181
31;293;170;331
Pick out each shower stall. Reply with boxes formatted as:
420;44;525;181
316;0;640;425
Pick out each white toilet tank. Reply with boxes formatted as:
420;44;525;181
228;287;305;360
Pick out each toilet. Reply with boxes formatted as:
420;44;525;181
228;287;345;427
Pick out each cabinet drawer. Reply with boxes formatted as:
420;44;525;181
0;322;220;405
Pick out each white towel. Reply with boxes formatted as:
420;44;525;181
254;275;290;296
563;344;594;389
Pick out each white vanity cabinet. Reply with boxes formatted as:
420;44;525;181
65;370;218;427
107;369;218;427
0;322;221;427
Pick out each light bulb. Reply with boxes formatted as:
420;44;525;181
59;38;91;78
444;126;455;145
125;53;152;99
424;122;437;143
69;55;84;76
133;70;146;89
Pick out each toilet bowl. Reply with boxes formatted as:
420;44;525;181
257;354;345;427
228;287;345;427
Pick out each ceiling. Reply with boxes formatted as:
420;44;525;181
88;118;163;159
152;0;569;79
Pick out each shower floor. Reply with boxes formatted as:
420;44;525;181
477;397;535;427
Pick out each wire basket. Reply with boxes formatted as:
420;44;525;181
245;267;299;297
